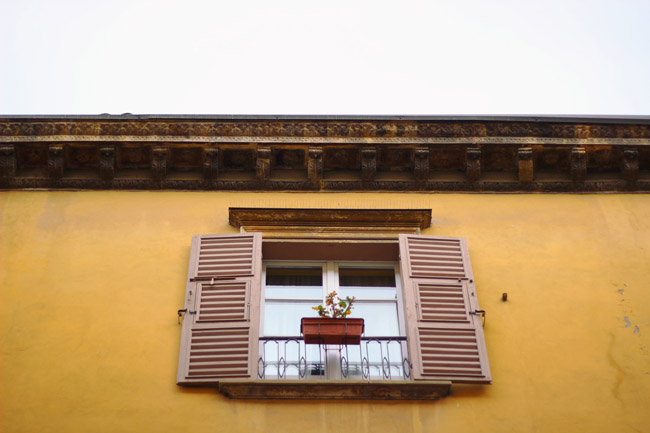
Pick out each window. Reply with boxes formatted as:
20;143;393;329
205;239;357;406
176;232;491;392
261;262;406;380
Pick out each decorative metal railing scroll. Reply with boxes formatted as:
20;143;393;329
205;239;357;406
258;336;411;380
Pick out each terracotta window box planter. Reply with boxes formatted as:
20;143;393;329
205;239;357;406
300;318;365;345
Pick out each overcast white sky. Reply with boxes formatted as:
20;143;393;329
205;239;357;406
1;0;649;115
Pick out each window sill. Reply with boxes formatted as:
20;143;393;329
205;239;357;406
217;379;451;400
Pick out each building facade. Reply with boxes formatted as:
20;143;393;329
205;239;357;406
1;115;649;432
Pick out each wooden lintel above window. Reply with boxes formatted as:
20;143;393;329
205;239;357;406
228;208;432;239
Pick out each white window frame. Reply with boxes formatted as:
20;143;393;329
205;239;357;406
260;260;407;380
261;260;405;337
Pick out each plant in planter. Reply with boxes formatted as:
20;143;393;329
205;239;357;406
313;291;356;318
301;291;365;345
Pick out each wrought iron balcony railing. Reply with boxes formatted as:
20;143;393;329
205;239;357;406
258;336;411;381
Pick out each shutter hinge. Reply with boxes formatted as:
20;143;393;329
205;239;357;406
177;309;197;323
470;309;486;327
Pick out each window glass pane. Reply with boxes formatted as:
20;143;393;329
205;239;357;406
263;301;318;336
337;285;396;300
266;267;322;286
265;286;322;300
339;267;396;287
352;302;399;337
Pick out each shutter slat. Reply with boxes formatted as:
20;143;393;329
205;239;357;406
421;369;483;375
409;249;462;255
422;350;479;356
421;341;477;349
200;243;252;248
201;299;246;305
197;266;251;273
412;265;465;271
191;343;249;350
420;335;477;343
200;246;252;251
190;329;249;337
198;250;252;256
190;339;249;346
190;348;249;355
189;361;249;369
187;370;249;377
420;285;464;292
198;256;253;263
200;301;247;308
420;314;467;320
422;362;482;369
200;304;246;311
202;286;247;291
200;257;250;268
408;239;460;246
199;315;247;321
198;255;254;262
189;356;249;364
420;354;480;361
191;337;249;344
422;306;466;312
422;299;465;305
201;238;253;245
409;251;463;257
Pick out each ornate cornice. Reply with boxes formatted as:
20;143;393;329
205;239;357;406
1;116;649;192
1;118;650;140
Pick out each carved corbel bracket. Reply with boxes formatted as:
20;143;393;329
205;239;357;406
48;145;64;180
571;147;587;182
256;146;271;183
414;147;429;182
361;147;377;182
308;147;323;188
518;147;534;182
203;147;220;181
99;146;115;182
152;147;167;182
0;145;16;179
466;147;481;182
622;149;639;183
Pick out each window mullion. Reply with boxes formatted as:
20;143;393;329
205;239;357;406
324;261;339;299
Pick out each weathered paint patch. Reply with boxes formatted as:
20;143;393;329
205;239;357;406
624;317;632;328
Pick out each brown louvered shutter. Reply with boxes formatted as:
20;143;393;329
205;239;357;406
399;234;491;384
177;233;262;385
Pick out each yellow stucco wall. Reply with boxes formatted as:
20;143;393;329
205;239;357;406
1;191;649;433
